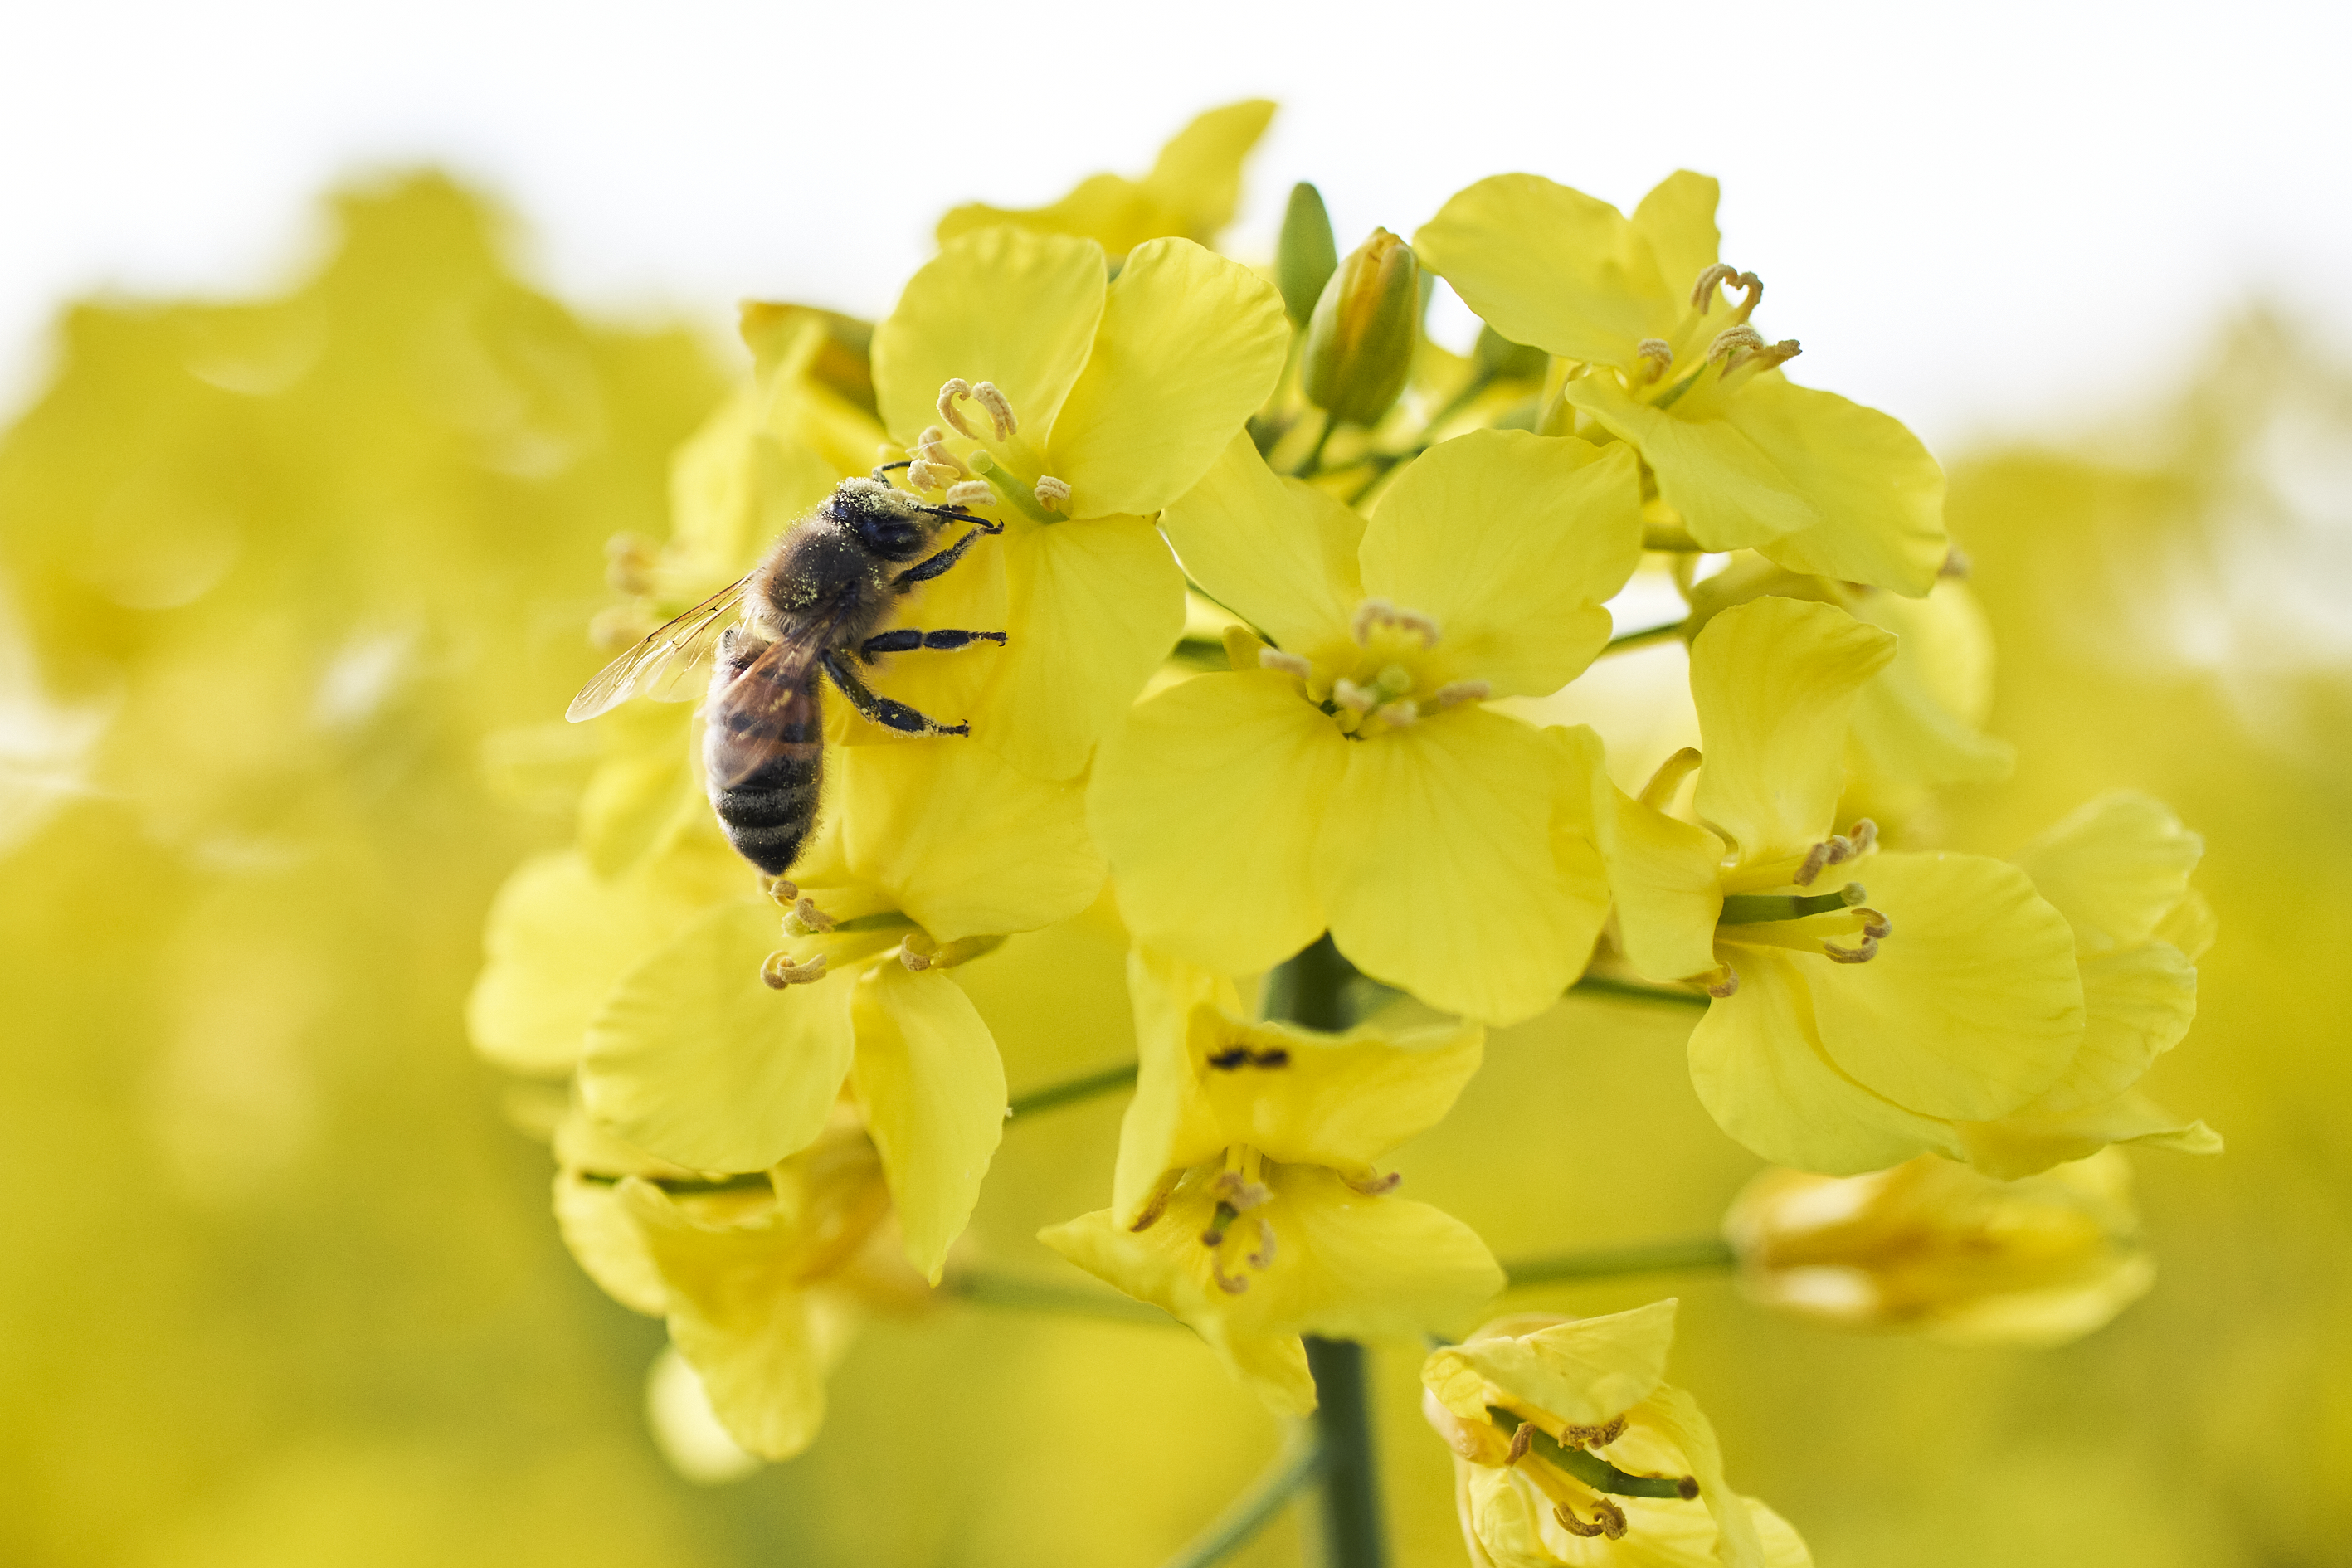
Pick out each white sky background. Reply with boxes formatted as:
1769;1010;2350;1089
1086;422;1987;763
2;0;2347;451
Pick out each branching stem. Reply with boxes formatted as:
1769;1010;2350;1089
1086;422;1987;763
1159;1426;1323;1568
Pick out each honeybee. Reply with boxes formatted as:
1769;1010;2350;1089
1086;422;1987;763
567;473;1006;875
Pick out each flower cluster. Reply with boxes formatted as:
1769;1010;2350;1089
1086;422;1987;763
467;103;2221;1561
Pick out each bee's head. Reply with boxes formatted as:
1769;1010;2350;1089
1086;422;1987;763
831;478;933;562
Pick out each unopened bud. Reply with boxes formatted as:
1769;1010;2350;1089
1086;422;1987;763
1277;182;1341;326
1303;228;1421;426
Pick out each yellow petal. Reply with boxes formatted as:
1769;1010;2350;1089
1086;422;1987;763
2015;942;2197;1114
2013;792;2203;955
1556;726;1725;982
850;963;1006;1283
1843;577;2015;806
837;738;1103;942
618;1179;828;1461
871;226;1105;445
1142;99;1277;236
1318;709;1606;1026
1726;377;1948;596
1562;373;1820;549
1415;173;1675;369
1642;1385;1769;1568
1195;1015;1487;1171
1159;431;1365;659
1091;670;1346;974
1358;431;1643;696
552;1169;669;1316
971;513;1187;780
1048;239;1291;518
1689;597;1894;864
467;849;725;1076
1424;1298;1678;1425
1629;171;1722;306
1960;1090;2223;1180
935;176;1189;260
577;700;703;879
1689;947;1959;1174
580;901;857;1171
1113;950;1242;1225
1804;851;2085;1120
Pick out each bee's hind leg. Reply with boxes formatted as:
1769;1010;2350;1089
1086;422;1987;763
819;650;970;738
859;627;1008;662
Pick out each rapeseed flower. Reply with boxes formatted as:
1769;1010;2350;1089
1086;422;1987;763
1040;952;1502;1414
1583;596;2086;1173
1420;1301;1809;1567
577;738;1103;1279
1416;172;1947;594
1091;428;1642;1024
871;225;1289;779
1723;1149;2153;1346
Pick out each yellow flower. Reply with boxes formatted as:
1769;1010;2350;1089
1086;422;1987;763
553;1106;928;1462
1090;428;1641;1024
1415;172;1948;595
871;224;1290;779
1583;596;2086;1174
1039;952;1502;1415
576;737;1104;1280
935;100;1275;257
1682;552;2013;825
1723;1149;2154;1347
1420;1301;1809;1568
1955;793;2222;1176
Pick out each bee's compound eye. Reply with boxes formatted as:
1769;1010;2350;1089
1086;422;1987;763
860;516;926;560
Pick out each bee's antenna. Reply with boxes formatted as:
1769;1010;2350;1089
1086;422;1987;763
920;504;1004;534
870;459;915;480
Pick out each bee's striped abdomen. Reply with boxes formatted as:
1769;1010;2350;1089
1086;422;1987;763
704;637;826;876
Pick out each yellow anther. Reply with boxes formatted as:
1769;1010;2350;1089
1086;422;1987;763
1259;647;1312;679
1434;679;1491;709
1343;1169;1402;1196
1691;264;1762;315
971;380;1019;440
907;460;960;491
1561;1415;1629;1449
936;377;979;438
1033;475;1071;511
1332;678;1377;714
1822;934;1880;964
1246;1215;1277;1269
760;950;828;988
1706;965;1741;999
1506;1424;1533;1465
1210;1170;1273;1211
762;876;800;906
787;895;836;934
942;480;994;509
1708;324;1766;362
1350;597;1441;649
1636;338;1673;382
1373;699;1420;728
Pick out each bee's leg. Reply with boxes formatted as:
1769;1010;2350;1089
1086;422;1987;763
819;650;970;738
858;628;1008;662
894;523;998;589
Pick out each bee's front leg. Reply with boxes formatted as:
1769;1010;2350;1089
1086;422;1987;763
818;650;971;737
858;627;1008;662
894;523;997;589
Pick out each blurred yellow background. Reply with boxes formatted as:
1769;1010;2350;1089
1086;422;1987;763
1;177;2342;1566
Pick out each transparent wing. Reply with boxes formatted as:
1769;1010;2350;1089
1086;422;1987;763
706;635;827;791
565;572;754;723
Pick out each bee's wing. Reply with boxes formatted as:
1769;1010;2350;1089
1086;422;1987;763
706;633;827;792
566;573;755;723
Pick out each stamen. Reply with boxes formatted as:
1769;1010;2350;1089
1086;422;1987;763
1332;678;1377;714
1690;264;1763;315
760;951;827;988
1590;1499;1629;1540
1555;1504;1606;1539
1246;1215;1277;1269
1941;546;1973;578
1210;1171;1273;1211
1793;821;1877;886
1372;700;1420;728
1707;324;1765;362
788;896;836;934
1706;965;1740;999
898;941;933;972
971;381;1019;441
1350;597;1442;648
1822;935;1879;964
1211;1259;1250;1294
1639;747;1702;811
936;377;979;438
907;460;960;491
762;877;800;907
919;426;949;446
914;436;969;475
1858;908;1892;940
1128;1176;1178;1233
1636;338;1673;382
1848;818;1878;855
1033;475;1071;511
1506;1424;1533;1465
1434;679;1490;709
942;480;994;509
1259;647;1312;679
1343;1170;1403;1196
1561;1415;1629;1449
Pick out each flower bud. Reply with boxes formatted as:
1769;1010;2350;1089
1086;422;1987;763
1723;1150;2152;1346
1303;228;1420;426
1277;182;1340;326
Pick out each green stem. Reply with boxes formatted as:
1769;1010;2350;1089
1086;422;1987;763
1293;413;1340;478
1303;1337;1387;1568
1161;1427;1323;1568
1500;1235;1736;1288
1006;1060;1138;1120
1597;619;1687;655
940;1271;1171;1325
